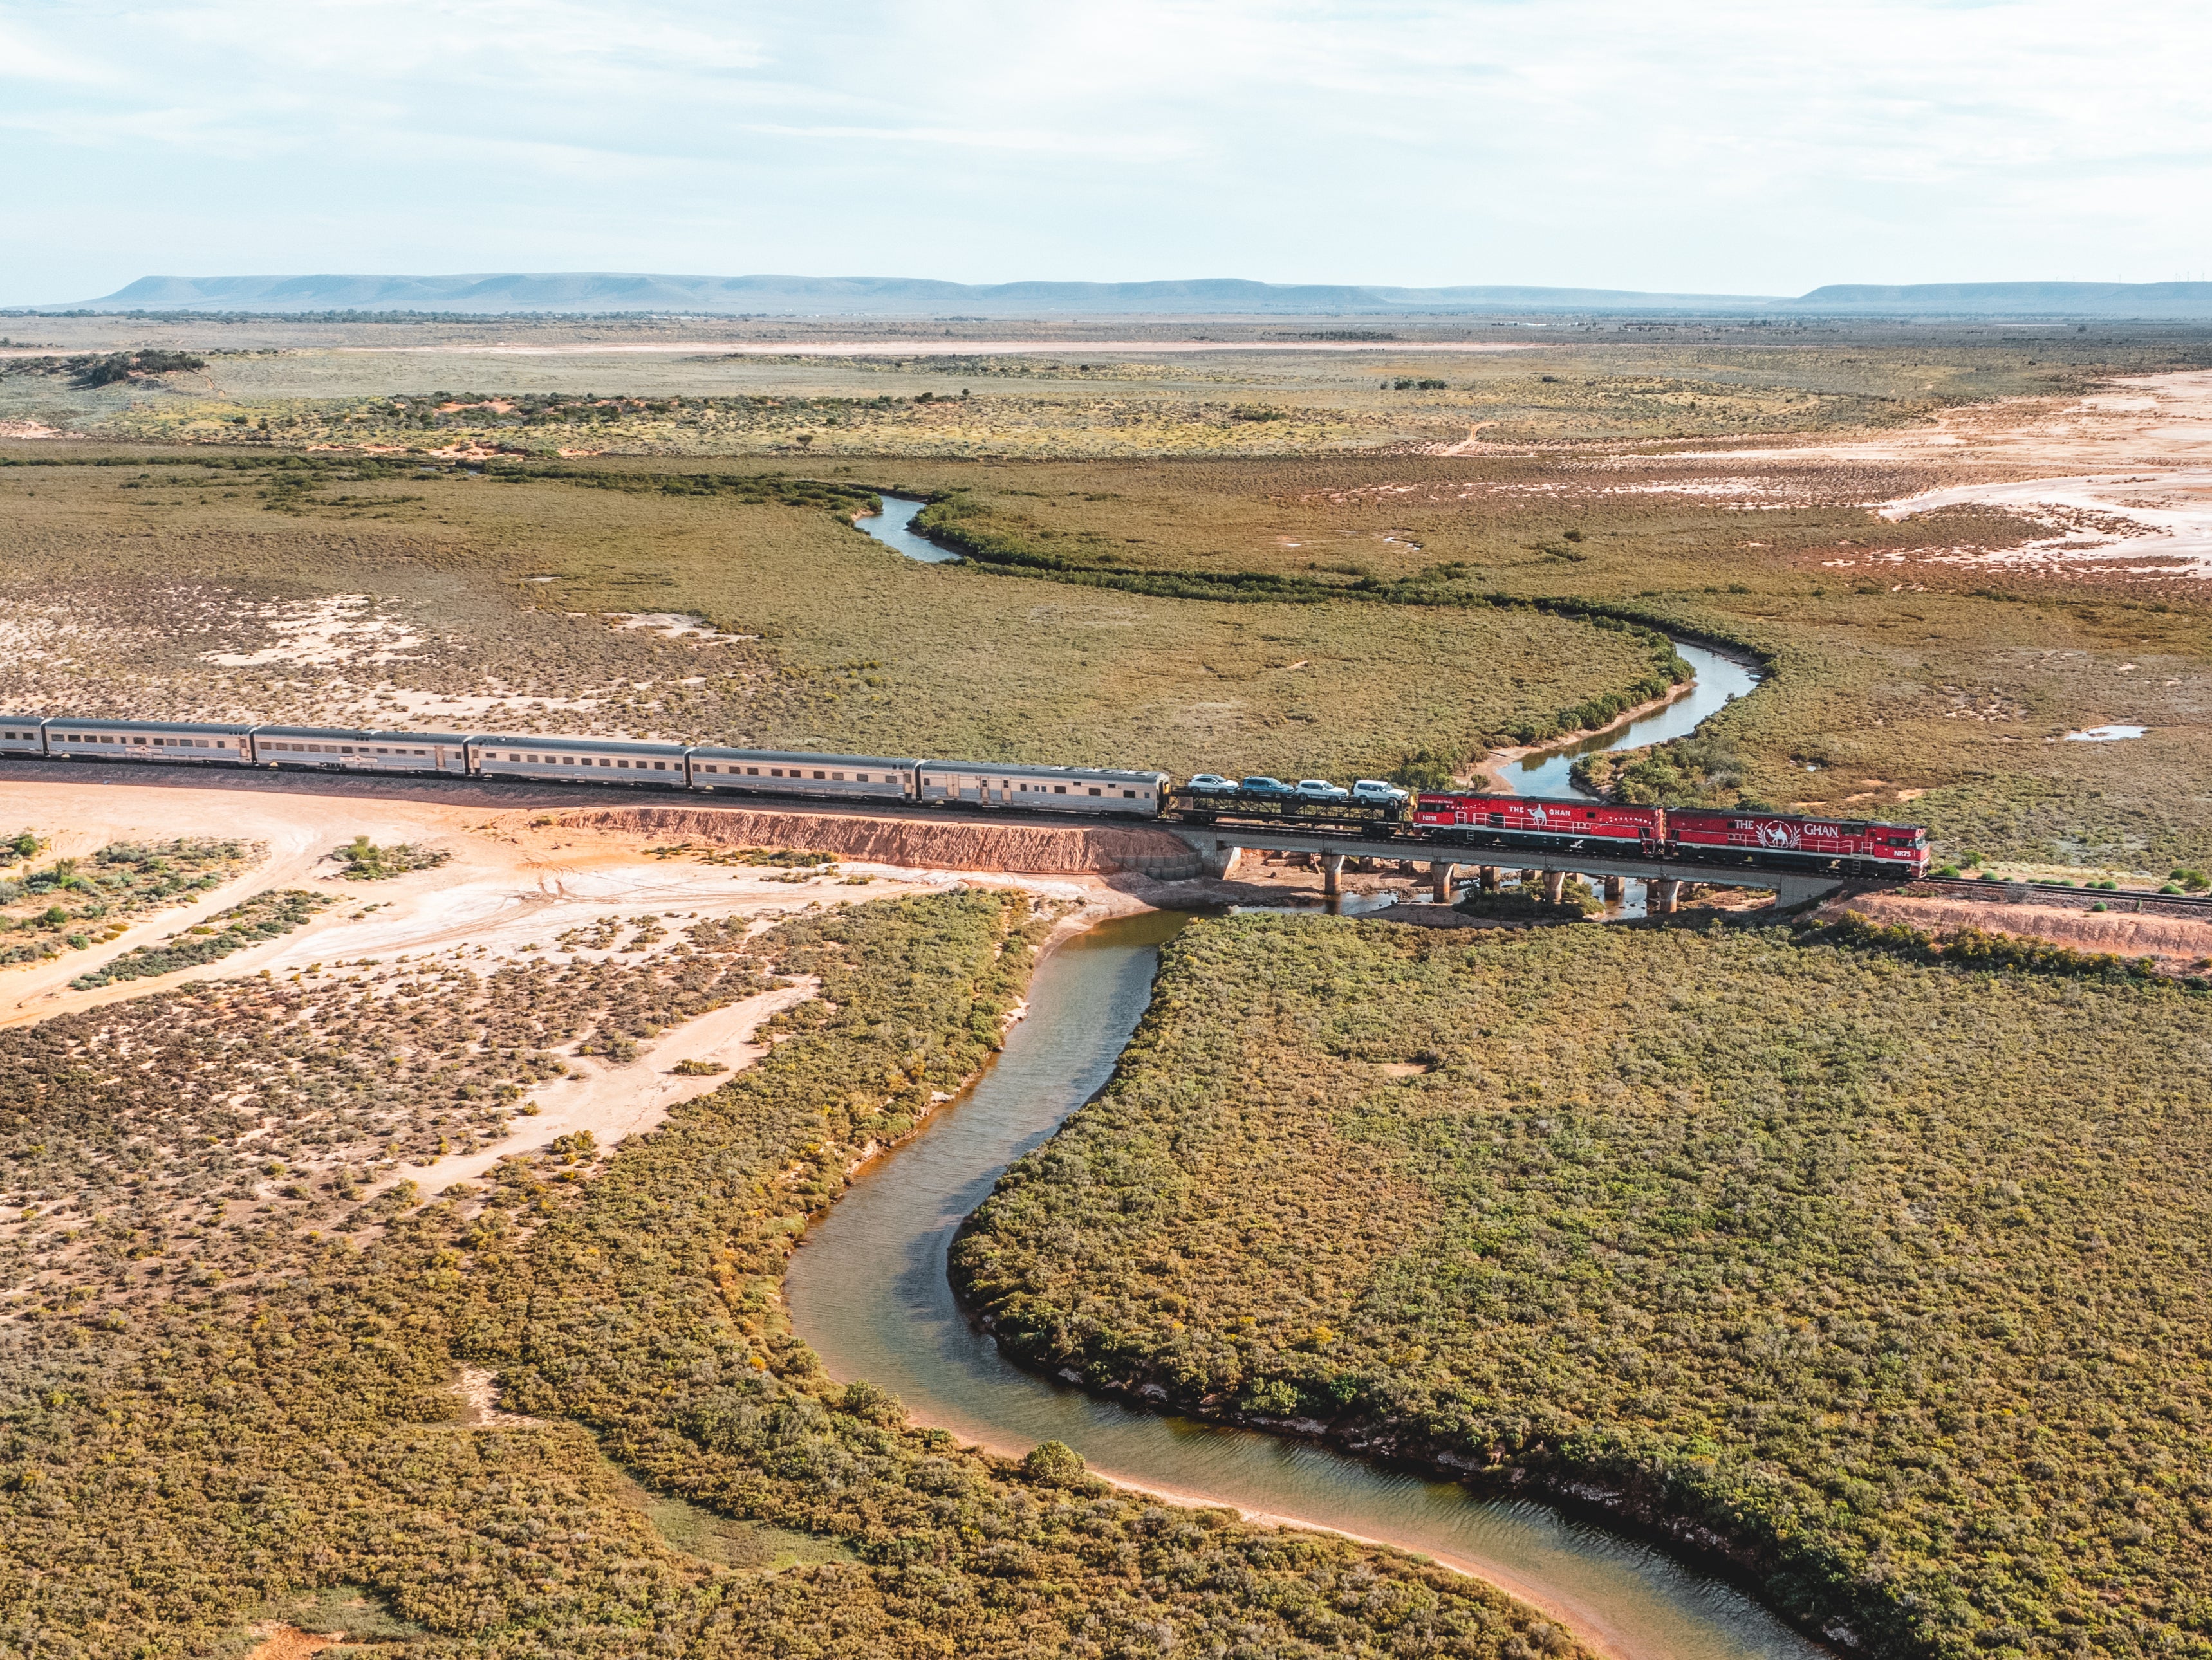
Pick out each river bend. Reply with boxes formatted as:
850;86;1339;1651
786;914;1821;1660
831;493;1809;1659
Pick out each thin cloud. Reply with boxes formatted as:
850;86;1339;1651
1;0;2207;300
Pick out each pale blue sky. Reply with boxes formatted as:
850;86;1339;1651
3;0;2207;306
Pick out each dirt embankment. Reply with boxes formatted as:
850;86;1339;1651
1828;892;2212;975
557;806;1202;878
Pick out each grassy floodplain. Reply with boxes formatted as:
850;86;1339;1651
884;459;2212;872
6;316;2211;866
952;913;2212;1660
0;450;1669;783
0;892;1585;1658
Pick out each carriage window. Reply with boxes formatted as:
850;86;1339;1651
747;766;760;775
832;771;845;781
770;768;783;777
1054;786;1066;795
1089;788;1101;796
813;771;826;779
616;759;629;768
1124;789;1136;798
653;761;667;770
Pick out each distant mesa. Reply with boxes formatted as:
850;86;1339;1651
36;272;2212;319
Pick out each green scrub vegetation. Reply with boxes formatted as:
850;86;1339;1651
0;893;1583;1659
15;324;2203;457
0;837;254;968
953;913;2212;1660
64;886;330;988
0;452;1660;784
884;459;2212;871
331;835;451;880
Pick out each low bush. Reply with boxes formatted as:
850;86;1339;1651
67;887;329;988
0;894;1583;1657
954;914;2212;1659
331;836;450;880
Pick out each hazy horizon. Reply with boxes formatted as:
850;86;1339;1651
29;269;2212;320
4;2;2208;308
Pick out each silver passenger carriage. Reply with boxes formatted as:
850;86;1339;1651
252;726;470;774
467;733;689;786
0;716;47;757
687;747;920;802
42;717;255;766
917;761;1167;818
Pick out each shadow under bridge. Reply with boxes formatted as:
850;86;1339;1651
1164;827;1848;913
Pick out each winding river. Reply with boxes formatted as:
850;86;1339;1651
855;492;1765;802
786;915;1819;1660
1502;641;1761;800
822;495;1814;1660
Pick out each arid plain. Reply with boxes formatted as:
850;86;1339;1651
2;312;2209;1660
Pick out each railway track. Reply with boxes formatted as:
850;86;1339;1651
1903;877;2212;917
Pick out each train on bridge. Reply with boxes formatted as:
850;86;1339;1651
0;714;1929;881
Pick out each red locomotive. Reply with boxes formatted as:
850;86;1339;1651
1415;793;1660;849
1664;809;1928;876
1415;793;1928;878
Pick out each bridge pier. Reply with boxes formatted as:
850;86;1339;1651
1162;827;1846;914
1321;853;1346;896
1603;874;1624;903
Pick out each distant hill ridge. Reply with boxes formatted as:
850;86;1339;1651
43;272;2212;318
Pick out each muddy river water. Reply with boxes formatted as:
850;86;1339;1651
786;912;1821;1660
823;495;1813;1658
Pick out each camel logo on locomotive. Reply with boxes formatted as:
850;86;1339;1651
1754;819;1801;849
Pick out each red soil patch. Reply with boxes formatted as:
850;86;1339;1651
1829;892;2212;976
558;805;1199;877
243;1628;348;1660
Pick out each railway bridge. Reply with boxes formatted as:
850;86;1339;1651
1165;824;1850;912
